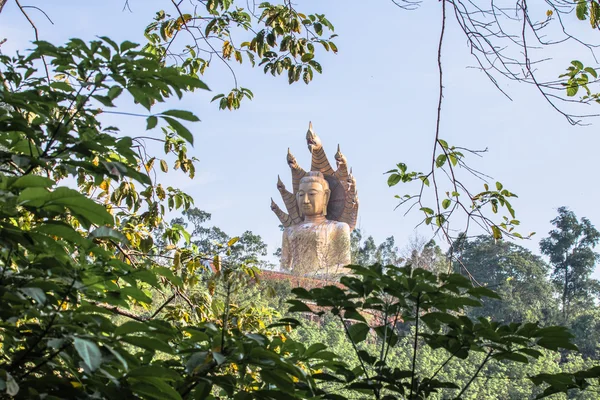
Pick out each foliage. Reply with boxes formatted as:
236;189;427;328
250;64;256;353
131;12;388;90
285;263;598;399
142;0;338;110
386;159;525;243
570;308;600;359
453;235;557;325
1;3;600;398
540;207;600;321
0;38;340;400
172;207;272;269
350;229;403;267
293;318;600;400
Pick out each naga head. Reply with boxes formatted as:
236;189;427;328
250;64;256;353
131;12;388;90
276;175;286;191
335;144;347;168
287;148;299;169
306;122;322;153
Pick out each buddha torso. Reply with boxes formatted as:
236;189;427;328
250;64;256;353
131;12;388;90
281;219;351;276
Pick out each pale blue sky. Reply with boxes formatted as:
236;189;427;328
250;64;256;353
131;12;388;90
2;1;599;277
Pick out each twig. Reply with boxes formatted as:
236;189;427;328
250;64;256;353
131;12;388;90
15;0;50;82
20;5;54;24
91;292;177;322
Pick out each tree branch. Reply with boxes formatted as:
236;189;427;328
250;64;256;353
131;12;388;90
91;292;177;322
14;0;50;82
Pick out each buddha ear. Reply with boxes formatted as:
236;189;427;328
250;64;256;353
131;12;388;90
324;189;330;216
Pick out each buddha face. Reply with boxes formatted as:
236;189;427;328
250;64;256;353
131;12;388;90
297;180;329;217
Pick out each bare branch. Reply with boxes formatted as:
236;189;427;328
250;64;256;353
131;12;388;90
14;0;51;82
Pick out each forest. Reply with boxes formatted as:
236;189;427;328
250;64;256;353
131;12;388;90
0;0;599;399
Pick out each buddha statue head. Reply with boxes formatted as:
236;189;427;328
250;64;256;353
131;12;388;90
297;171;330;218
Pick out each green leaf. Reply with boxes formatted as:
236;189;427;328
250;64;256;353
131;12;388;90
128;87;152;110
122;336;173;354
493;352;529;364
121;286;153;303
160;159;168;172
301;53;314;62
449;154;458;166
387;173;401;187
89;226;128;244
211;94;225;102
519;348;543;358
12;175;54;189
422;312;459;331
435;154;447;168
128;366;181;382
18;187;113;226
19;287;46;304
5;373;18;397
50;187;113;225
567;84;579;97
115;321;150;336
146;116;158;130
442;199;451;209
73;337;102;372
343;308;367;323
107;86;123;100
287;299;313;313
100;36;119;51
572;60;584;70
468;286;501;299
92;95;115;107
347;322;370;343
130;377;182;400
161;109;200;122
212;351;226;365
584;67;598;78
491;225;502;239
162;116;194;145
120;40;139;53
576;1;588;20
50;81;73;92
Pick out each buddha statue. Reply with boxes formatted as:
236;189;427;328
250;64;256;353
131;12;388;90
271;123;359;276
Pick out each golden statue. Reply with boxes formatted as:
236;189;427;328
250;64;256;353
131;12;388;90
271;123;359;275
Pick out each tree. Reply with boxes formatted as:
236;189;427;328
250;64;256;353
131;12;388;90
174;207;272;268
401;233;448;275
570;308;600;358
454;236;557;325
350;228;403;266
540;206;600;320
0;38;340;400
287;263;598;399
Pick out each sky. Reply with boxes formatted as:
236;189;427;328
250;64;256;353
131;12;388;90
1;0;600;277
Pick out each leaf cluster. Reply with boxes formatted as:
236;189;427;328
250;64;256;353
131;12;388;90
285;263;592;399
